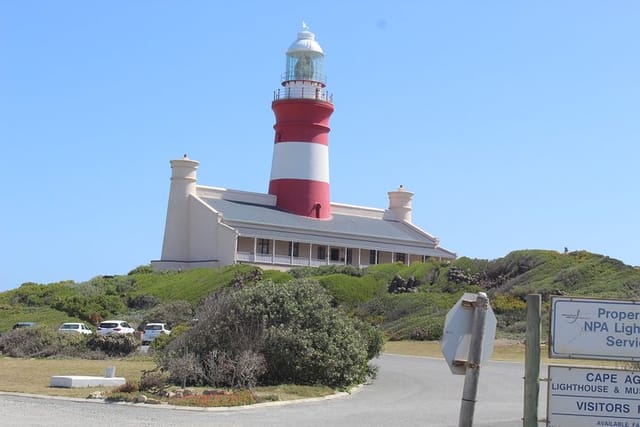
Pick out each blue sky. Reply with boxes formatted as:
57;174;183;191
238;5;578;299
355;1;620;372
1;1;638;291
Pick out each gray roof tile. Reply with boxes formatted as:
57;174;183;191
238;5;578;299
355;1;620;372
202;197;454;258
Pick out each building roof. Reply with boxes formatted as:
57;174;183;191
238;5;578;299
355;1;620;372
201;196;455;258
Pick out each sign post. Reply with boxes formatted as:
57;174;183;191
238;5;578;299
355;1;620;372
523;294;541;427
442;292;497;427
458;292;489;427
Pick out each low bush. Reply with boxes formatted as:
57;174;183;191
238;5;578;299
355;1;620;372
0;325;98;358
159;280;382;389
161;350;203;388
139;369;169;393
290;265;364;279
491;293;527;330
318;274;382;307
87;334;139;357
141;300;193;329
352;317;385;359
51;294;125;323
202;349;266;390
51;334;94;358
128;265;154;275
384;314;444;341
127;294;158;310
0;326;57;357
114;380;139;393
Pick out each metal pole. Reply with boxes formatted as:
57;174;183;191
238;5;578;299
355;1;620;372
459;292;489;427
523;294;541;426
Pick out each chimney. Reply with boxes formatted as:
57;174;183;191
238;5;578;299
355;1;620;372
160;157;199;261
384;185;413;223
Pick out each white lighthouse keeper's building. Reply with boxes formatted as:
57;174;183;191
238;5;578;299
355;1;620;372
152;25;455;272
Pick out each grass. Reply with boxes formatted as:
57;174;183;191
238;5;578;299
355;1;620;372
254;384;334;400
0;357;155;398
383;340;528;360
0;356;334;401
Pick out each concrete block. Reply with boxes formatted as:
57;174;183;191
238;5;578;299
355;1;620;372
50;375;126;388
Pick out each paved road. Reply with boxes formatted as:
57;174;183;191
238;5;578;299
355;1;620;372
0;354;545;426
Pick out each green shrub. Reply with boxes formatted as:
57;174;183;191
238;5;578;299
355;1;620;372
7;281;78;307
128;265;154;275
52;294;125;321
141;300;193;329
201;349;266;389
317;274;382;307
491;293;526;314
138;369;169;393
261;270;294;283
52;333;94;358
161;280;380;389
383;311;445;341
352;317;384;359
88;334;139;357
491;293;527;332
164;350;203;388
0;325;57;357
409;318;444;341
151;323;188;352
0;325;100;358
363;263;405;281
127;294;158;310
358;292;457;340
289;265;364;279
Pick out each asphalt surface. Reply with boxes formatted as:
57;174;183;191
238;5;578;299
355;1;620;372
0;354;544;426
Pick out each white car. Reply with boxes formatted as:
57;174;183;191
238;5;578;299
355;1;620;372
97;320;135;336
58;322;93;335
141;323;171;345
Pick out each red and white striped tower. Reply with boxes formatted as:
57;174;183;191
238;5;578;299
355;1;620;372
269;24;334;219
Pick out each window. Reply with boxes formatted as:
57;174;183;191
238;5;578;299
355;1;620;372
289;242;299;257
346;249;353;264
330;248;340;261
369;250;377;265
257;239;270;254
317;246;326;260
395;253;406;263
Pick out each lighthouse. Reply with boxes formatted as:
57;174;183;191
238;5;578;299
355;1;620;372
152;24;457;274
269;24;334;219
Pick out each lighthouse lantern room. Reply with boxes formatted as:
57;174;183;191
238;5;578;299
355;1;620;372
269;24;335;219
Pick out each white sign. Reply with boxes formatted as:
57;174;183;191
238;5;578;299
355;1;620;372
441;293;496;375
547;365;640;427
550;296;640;361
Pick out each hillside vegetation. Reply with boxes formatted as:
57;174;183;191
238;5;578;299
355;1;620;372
1;250;639;340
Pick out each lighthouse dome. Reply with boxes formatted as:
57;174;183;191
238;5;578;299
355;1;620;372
287;23;324;56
